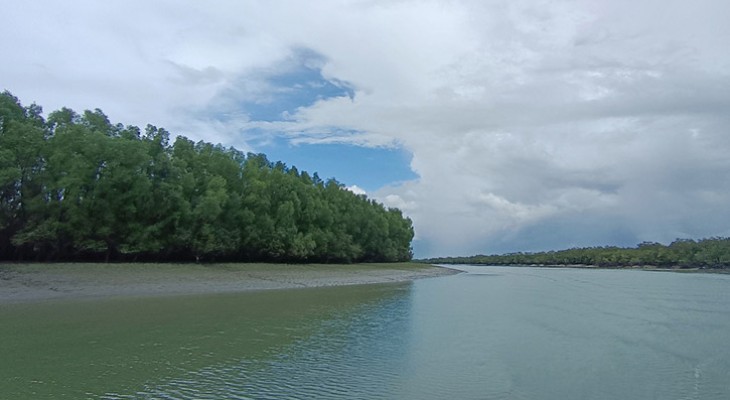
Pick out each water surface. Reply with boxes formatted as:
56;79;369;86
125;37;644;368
2;266;729;399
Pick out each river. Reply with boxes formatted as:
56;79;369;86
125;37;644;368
2;266;730;399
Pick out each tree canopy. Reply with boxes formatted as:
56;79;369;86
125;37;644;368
0;91;414;263
420;238;730;269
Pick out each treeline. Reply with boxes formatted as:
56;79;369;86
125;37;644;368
421;238;730;269
0;91;414;263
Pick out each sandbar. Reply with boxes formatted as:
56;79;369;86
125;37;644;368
0;262;458;304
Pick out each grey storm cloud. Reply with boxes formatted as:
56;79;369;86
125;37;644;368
2;0;729;257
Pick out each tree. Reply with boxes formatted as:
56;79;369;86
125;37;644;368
0;93;416;263
0;92;47;259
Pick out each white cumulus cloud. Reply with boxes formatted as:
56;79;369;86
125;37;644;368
3;0;730;257
345;185;367;196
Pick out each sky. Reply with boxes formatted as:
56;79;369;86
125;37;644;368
2;0;730;258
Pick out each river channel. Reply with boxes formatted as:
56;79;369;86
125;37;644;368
2;266;729;399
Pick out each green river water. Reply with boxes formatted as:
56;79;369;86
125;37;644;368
2;266;729;399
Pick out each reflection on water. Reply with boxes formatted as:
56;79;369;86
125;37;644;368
0;283;411;398
3;267;730;399
119;286;412;399
399;266;730;400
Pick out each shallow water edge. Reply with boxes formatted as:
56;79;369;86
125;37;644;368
0;262;459;304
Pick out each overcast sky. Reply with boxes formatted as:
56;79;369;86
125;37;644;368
3;0;730;257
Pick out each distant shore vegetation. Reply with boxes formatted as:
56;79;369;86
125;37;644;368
0;91;414;263
420;238;730;269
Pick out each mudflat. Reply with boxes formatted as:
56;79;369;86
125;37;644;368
0;262;457;303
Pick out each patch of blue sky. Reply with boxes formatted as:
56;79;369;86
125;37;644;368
227;49;413;191
242;54;354;122
214;49;413;191
259;136;417;192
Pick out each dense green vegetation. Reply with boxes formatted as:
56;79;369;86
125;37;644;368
0;91;413;263
421;238;730;269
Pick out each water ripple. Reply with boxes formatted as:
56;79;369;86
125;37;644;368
100;268;730;400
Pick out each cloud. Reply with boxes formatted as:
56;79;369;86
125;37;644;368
345;185;367;196
3;0;730;257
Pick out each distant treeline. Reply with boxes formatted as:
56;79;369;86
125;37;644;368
420;238;730;269
0;91;414;263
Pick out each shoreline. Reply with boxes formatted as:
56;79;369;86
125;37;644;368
433;263;730;274
0;262;459;304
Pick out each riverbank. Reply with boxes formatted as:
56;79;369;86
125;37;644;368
436;263;730;274
0;262;458;303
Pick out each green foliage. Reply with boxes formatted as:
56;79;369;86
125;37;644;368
421;238;730;269
0;92;414;263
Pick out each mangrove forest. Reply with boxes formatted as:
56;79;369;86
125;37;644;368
421;237;730;269
0;91;414;263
